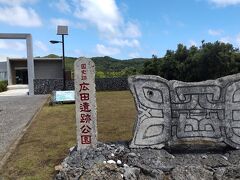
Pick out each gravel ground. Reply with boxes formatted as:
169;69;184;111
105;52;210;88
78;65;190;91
0;95;48;160
56;142;240;180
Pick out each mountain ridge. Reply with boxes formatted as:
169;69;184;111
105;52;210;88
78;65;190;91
43;54;151;73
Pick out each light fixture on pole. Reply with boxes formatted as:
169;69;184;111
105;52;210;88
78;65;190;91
50;25;68;90
49;40;62;44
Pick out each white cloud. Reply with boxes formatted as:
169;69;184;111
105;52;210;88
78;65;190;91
124;22;141;38
162;30;170;35
151;50;159;56
74;22;87;30
0;0;37;5
129;52;140;58
208;0;240;6
50;0;71;13
0;54;21;62
0;6;42;27
220;36;231;43
0;0;42;27
51;18;70;26
34;41;48;52
177;21;185;27
189;40;198;47
50;18;87;30
162;15;171;25
218;34;240;47
208;29;223;36
0;55;8;62
96;44;120;56
73;49;83;56
0;40;26;51
74;0;141;49
74;0;123;38
236;34;240;46
109;39;140;48
162;14;185;28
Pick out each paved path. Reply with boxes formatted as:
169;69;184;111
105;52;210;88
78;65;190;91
0;95;48;160
0;89;29;96
0;85;29;96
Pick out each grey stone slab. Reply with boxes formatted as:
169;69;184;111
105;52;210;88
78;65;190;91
128;73;240;149
74;58;97;150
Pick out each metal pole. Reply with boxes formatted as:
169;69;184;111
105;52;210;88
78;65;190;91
62;34;66;90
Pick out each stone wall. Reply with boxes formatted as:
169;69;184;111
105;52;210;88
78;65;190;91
34;78;128;94
95;78;128;91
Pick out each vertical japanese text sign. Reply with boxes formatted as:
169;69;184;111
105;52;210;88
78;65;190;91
74;58;97;150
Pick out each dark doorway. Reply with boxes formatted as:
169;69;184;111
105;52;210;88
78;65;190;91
16;69;28;84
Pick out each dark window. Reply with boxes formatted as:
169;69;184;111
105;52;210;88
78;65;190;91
16;69;28;84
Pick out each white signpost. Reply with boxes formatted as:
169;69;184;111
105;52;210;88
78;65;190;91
74;58;97;150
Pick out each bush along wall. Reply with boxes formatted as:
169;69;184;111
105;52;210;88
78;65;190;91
0;80;7;92
34;78;129;94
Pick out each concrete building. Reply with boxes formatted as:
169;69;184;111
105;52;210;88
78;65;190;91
7;58;63;85
0;62;7;81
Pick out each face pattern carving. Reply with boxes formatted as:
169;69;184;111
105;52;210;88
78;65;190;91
129;75;240;149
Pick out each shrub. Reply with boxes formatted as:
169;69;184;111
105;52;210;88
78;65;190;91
0;80;7;92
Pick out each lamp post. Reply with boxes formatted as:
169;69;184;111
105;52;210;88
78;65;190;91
50;25;68;90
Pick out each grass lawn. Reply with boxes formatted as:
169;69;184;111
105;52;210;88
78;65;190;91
0;91;136;179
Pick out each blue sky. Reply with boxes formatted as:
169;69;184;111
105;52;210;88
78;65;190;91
0;0;240;61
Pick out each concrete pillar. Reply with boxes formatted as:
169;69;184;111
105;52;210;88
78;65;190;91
26;34;34;95
7;58;12;85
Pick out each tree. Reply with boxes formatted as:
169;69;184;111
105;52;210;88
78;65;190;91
142;41;240;82
142;55;159;75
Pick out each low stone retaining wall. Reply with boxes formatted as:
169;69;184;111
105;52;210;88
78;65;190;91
34;78;129;94
55;142;240;180
95;78;128;91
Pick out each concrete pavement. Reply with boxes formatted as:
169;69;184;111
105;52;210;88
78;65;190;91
0;89;29;96
0;85;29;96
0;95;48;164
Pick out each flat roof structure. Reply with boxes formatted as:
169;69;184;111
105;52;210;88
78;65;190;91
8;58;62;61
0;33;34;95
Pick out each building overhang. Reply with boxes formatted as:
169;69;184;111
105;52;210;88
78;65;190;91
1;33;34;95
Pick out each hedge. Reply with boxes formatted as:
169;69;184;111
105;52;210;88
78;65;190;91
0;80;7;92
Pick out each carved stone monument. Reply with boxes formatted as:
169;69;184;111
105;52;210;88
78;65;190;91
129;74;240;149
74;58;97;150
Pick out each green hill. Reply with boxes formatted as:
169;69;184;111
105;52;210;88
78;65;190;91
43;55;151;78
92;56;149;72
